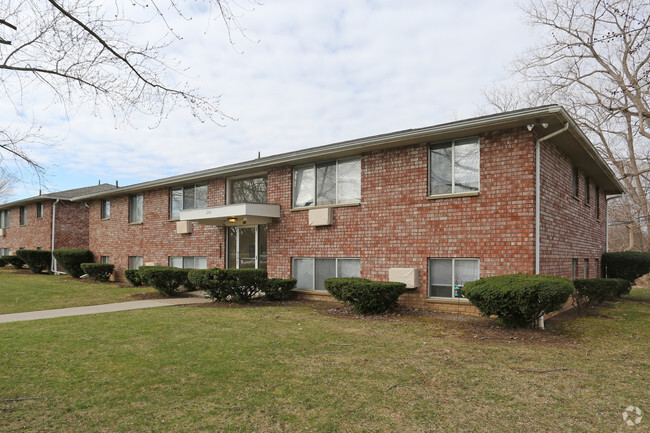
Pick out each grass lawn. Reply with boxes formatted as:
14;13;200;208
0;268;156;314
0;295;647;432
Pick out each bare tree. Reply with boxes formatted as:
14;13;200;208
483;0;650;250
0;0;254;184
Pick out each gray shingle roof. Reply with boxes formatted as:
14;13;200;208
0;183;117;209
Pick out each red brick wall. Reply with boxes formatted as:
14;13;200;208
267;127;538;309
539;140;607;278
87;180;226;279
0;201;53;251
54;201;90;250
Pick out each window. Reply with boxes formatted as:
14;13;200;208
100;256;110;264
101;200;110;220
170;183;207;219
0;210;10;228
293;157;361;208
429;138;480;196
584;259;589;278
0;248;9;255
571;258;578;280
19;206;26;226
229;175;267;204
595;186;600;219
36;202;44;218
292;258;361;291
129;194;143;223
572;167;579;198
584;177;590;204
428;258;479;298
36;247;42;250
169;256;207;269
128;256;143;270
595;259;600;278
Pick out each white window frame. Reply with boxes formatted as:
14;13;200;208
19;206;26;226
292;257;361;291
169;183;208;220
227;173;268;205
0;248;9;255
1;209;10;228
292;156;361;208
428;137;480;197
428;258;480;299
571;258;578;280
100;256;110;264
168;256;208;269
101;199;110;220
128;256;143;270
129;193;143;224
36;202;44;219
226;225;268;269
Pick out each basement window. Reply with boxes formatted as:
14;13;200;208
292;258;360;291
169;256;207;269
428;258;479;298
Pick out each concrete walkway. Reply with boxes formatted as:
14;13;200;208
0;296;212;323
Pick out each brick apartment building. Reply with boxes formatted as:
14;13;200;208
0;184;116;270
62;105;623;312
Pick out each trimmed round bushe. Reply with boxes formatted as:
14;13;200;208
80;263;115;282
15;249;52;274
325;278;407;315
52;249;94;278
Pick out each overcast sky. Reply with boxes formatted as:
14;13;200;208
4;0;539;200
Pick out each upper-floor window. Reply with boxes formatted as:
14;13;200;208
584;177;590;204
572;167;579;198
429;138;480;196
0;209;10;228
36;202;44;218
293;157;361;208
595;186;600;219
170;183;207;220
101;199;110;220
129;193;143;223
229;175;267;204
19;206;26;226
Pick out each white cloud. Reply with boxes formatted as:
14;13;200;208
3;0;536;198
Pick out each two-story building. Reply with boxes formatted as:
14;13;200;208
0;184;117;270
71;105;623;312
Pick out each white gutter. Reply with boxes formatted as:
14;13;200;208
535;122;569;330
50;199;60;273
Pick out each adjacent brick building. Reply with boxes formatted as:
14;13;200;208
68;105;623;312
0;184;116;270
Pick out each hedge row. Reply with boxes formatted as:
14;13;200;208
325;278;406;315
52;249;94;278
80;263;115;282
0;255;25;269
138;266;190;296
463;274;574;328
602;251;650;283
573;278;631;304
15;250;51;273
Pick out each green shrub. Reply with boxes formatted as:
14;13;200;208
2;255;25;269
15;249;51;273
80;263;114;282
189;268;232;301
462;274;574;328
602;251;650;283
124;269;143;286
325;278;407;315
52;249;94;278
264;278;297;301
0;256;8;267
574;278;632;304
227;269;268;302
137;266;188;296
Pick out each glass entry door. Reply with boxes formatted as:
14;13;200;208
227;225;267;269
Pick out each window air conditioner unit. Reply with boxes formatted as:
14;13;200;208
176;220;192;234
0;228;6;237
388;268;419;289
308;208;333;226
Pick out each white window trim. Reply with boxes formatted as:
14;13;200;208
169;183;208;220
129;193;144;224
168;256;208;269
292;257;361;291
226;173;268;205
428;258;480;299
428;137;480;198
292;156;361;209
226;224;263;269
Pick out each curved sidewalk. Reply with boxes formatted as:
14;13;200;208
0;296;211;323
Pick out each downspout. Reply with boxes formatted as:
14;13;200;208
535;122;569;329
50;199;60;273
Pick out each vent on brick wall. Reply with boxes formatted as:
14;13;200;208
176;221;192;234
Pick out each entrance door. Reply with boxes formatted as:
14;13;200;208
227;225;267;269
